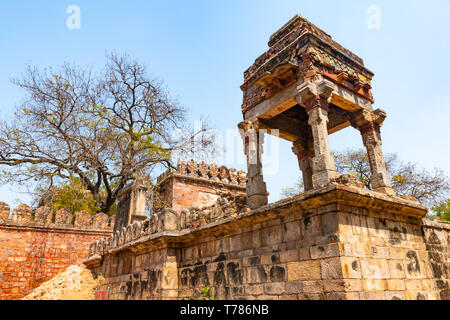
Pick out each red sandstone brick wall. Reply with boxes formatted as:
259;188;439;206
0;226;110;300
162;177;246;214
172;182;221;213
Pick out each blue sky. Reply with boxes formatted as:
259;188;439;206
0;0;449;206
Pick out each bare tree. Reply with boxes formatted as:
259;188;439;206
0;53;215;213
282;149;449;207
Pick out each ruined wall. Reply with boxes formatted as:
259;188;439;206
176;203;340;300
86;184;449;300
0;202;114;300
422;220;450;299
157;160;247;214
337;205;448;300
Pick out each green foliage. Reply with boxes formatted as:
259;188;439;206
281;180;304;198
197;286;215;300
38;178;99;215
431;199;450;222
37;178;116;216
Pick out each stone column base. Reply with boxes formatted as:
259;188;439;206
247;194;268;209
312;170;339;188
373;187;396;196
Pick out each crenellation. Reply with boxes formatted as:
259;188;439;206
11;204;32;224
0;201;11;220
34;206;53;226
0;202;115;300
0;202;114;232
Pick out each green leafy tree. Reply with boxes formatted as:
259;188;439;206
431;199;450;222
36;178;118;216
37;178;100;215
281;180;305;198
0;53;214;213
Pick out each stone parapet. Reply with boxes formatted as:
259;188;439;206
156;160;247;214
157;160;247;187
0;202;114;232
87;191;250;259
87;184;428;259
83;184;450;301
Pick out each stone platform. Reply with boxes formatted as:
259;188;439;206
85;184;449;300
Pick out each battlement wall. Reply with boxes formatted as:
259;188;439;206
156;160;247;214
0;202;114;300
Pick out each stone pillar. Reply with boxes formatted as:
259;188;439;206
296;81;338;189
351;109;394;194
303;97;338;188
292;138;314;192
129;178;148;224
238;120;268;209
161;245;179;300
115;177;148;232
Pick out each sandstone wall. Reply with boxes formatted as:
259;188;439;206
86;185;450;300
0;202;113;300
422;220;450;299
157;160;247;214
338;205;448;300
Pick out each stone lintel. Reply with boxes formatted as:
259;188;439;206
244;78;304;121
258;116;303;142
245;78;373;122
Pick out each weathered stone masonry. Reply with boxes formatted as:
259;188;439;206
86;170;449;300
85;14;450;300
0;203;113;300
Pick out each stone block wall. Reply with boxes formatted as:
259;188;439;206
0;202;114;300
337;205;448;300
85;184;450;300
176;204;341;300
422;220;450;299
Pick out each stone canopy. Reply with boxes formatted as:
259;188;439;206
238;14;394;208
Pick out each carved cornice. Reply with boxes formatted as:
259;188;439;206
241;15;375;114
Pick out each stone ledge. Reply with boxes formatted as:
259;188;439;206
83;255;103;268
253;183;427;219
422;219;450;231
90;184;427;258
